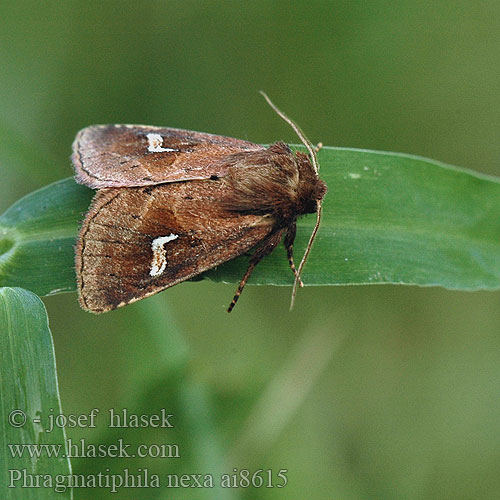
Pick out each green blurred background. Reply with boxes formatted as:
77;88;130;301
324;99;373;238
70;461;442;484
2;1;500;499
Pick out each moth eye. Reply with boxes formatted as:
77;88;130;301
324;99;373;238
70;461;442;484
209;175;219;181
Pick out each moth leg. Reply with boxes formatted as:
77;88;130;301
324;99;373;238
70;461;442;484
284;223;304;288
227;230;284;313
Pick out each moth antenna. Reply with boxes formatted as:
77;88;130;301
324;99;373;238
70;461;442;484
259;91;320;174
260;92;323;309
290;199;323;311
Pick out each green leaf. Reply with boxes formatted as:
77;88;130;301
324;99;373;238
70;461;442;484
0;179;93;296
1;146;500;296
209;147;500;290
0;287;72;499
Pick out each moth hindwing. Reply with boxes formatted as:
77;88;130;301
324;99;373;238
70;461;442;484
73;97;327;313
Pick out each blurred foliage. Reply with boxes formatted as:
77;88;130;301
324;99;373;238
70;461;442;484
1;1;500;499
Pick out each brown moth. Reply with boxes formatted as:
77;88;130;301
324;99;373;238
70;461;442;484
73;93;327;313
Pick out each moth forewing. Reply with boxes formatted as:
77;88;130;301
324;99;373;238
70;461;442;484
72;124;262;188
76;182;273;313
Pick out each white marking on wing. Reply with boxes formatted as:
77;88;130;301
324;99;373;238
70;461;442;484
149;233;179;276
146;133;178;153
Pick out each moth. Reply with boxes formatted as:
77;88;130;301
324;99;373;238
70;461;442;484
73;93;327;313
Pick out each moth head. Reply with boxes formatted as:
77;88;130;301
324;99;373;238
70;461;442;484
259;91;326;310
